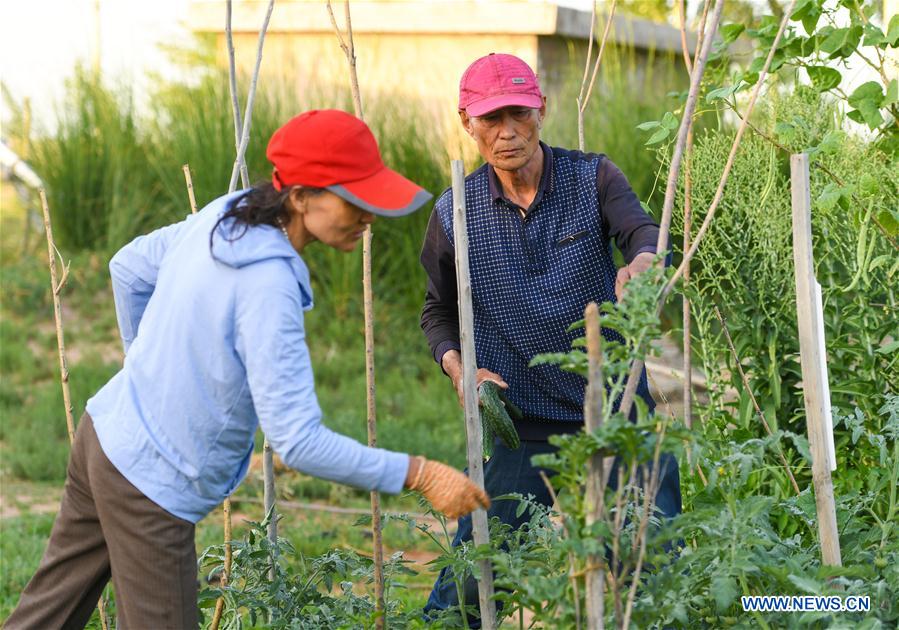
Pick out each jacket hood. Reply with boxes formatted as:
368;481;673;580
208;191;314;310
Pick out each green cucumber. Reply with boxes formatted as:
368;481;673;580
479;382;521;452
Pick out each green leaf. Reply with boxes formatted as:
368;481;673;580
802;10;822;36
748;56;767;74
846;109;865;124
636;120;661;131
788;574;821;594
817;129;845;155
816;183;850;210
858;172;879;195
848;81;886;128
862;23;888;48
707;84;743;103
849;81;885;105
856;100;885;128
791;0;822;35
645;126;671;146
884;79;898;107
876;339;899;355
721;23;746;44
820;27;850;54
661;111;679;129
806;66;841;91
774;121;797;143
888;14;899;47
820;25;863;57
711;575;739;612
787;433;812;463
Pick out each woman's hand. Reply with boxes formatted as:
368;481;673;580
405;456;490;519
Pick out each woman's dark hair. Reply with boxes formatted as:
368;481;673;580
209;182;324;251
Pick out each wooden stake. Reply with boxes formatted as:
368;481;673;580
41;189;109;630
451;159;497;629
325;2;385;622
188;159;232;630
40;190;75;444
583;302;605;630
263;440;277;579
182;164;199;215
790;153;841;567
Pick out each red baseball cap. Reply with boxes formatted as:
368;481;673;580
266;109;432;217
459;53;544;117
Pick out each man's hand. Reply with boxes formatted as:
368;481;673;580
441;349;508;408
615;251;655;301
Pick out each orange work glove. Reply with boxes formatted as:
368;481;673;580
405;456;491;520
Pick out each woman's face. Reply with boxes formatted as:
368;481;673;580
287;189;375;252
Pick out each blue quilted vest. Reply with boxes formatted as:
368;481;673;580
435;146;653;423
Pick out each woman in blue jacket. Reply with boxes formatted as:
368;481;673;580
7;110;488;629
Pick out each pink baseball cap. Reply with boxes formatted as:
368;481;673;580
458;53;544;117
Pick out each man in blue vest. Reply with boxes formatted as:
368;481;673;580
419;53;683;625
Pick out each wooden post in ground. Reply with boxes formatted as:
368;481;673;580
41;190;110;630
451;159;497;629
325;2;386;623
790;153;841;567
40;190;75;445
184;162;234;630
583;302;605;630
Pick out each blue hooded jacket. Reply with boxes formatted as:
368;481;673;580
87;191;409;523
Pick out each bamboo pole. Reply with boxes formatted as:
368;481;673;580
182;165;199;215
583;302;605;630
678;0;706;436
325;2;386;623
451;159;497;629
576;0;617;152
41;190;110;630
226;0;249;190
192;161;234;630
227;0;274;193
790;154;842;567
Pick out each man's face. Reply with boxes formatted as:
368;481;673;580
460;101;546;172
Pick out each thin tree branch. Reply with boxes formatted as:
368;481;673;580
226;0;249;189
228;0;274;193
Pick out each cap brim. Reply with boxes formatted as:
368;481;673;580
464;93;544;117
327;166;432;217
